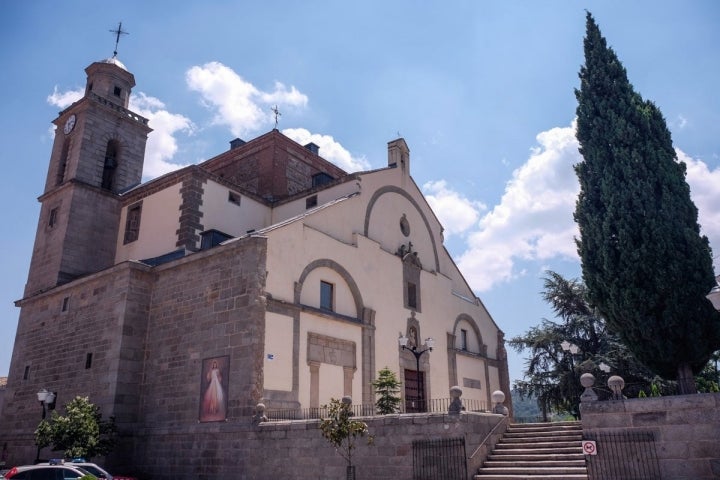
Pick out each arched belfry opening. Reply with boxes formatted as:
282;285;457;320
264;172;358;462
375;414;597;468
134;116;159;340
102;139;120;191
56;139;70;186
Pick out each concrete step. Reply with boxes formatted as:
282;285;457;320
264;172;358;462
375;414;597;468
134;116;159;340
487;453;586;462
483;460;587;468
477;466;587;475
504;428;582;436
476;421;588;480
495;440;582;450
475;475;588;480
501;434;582;443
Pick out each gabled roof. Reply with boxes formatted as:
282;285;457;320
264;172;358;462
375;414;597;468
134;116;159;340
120;130;355;206
199;129;350;202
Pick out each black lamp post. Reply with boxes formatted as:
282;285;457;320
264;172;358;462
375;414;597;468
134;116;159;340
398;335;434;412
35;389;56;464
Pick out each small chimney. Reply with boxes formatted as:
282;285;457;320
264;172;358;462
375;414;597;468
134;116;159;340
304;142;320;155
230;138;246;150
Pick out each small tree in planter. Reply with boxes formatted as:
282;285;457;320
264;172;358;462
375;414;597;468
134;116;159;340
372;367;402;414
319;397;373;479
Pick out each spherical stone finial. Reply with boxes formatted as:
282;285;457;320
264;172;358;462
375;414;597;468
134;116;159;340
580;374;598;403
580;373;596;388
450;386;463;399
252;402;268;425
448;386;464;415
491;390;505;404
608;375;625;400
341;396;352;405
608;375;625;390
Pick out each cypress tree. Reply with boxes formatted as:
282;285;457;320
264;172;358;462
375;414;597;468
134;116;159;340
574;12;720;393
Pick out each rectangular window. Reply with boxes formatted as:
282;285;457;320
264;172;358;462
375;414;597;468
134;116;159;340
23;365;30;380
200;229;233;250
49;207;58;228
228;191;241;206
460;329;468;351
407;282;417;309
124;203;142;244
306;195;318;209
312;172;334;187
61;296;70;312
85;353;93;369
114;86;122;97
320;281;334;311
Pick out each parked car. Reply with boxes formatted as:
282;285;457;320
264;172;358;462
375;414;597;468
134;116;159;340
46;462;112;480
36;461;112;480
3;464;92;479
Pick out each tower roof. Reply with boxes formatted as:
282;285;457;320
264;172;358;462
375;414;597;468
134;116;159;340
100;55;128;71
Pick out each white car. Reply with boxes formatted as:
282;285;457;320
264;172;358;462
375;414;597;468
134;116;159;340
61;463;112;480
3;464;92;479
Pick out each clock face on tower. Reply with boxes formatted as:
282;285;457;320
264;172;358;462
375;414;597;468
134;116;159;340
63;114;76;135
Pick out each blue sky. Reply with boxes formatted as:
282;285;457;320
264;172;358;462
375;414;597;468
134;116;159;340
1;1;719;388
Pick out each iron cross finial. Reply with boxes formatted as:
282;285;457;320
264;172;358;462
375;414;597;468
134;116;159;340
271;105;282;129
109;22;129;58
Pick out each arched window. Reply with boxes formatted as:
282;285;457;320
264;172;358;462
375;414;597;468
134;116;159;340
56;140;70;186
101;140;119;190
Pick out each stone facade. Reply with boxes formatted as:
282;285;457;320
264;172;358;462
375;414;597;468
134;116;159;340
0;54;511;477
129;411;506;480
580;393;720;480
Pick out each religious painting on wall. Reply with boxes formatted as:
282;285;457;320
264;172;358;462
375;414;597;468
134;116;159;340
199;355;229;422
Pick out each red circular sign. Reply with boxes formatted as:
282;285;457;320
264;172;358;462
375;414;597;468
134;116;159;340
582;440;597;455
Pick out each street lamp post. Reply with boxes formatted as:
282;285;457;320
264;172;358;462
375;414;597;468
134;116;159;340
399;335;434;412
561;341;581;416
35;389;56;464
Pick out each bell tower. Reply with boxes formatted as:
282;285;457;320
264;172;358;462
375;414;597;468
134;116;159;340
24;56;152;296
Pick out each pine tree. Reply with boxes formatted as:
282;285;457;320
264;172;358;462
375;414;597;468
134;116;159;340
371;367;402;414
574;12;720;394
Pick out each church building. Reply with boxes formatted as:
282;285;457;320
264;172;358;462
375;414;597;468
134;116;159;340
0;53;510;472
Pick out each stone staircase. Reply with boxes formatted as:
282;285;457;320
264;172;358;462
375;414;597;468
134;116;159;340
475;421;588;480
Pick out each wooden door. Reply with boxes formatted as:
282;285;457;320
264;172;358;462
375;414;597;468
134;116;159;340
404;369;426;412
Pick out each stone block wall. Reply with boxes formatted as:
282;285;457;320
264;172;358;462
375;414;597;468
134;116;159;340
580;393;720;480
130;411;507;480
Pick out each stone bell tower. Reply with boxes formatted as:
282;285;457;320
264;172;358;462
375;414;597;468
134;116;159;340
24;55;152;297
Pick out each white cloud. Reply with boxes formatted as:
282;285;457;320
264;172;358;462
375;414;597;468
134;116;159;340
676;114;688;129
680;149;720;273
447;124;720;293
456;123;581;292
47;86;83;108
186;62;308;138
422;180;486;237
129;93;194;178
282;127;370;172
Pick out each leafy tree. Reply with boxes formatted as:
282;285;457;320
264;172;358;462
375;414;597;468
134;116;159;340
371;367;402;414
35;396;117;460
573;12;720;393
510;271;660;418
319;398;373;475
695;350;720;393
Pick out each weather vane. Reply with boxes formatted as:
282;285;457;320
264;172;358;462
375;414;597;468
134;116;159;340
271;105;282;129
109;21;129;58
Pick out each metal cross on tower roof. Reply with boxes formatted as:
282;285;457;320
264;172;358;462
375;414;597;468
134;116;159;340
271;105;282;129
109;22;129;58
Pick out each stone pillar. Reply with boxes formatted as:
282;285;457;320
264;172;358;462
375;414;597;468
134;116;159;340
309;361;321;409
343;366;355;397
